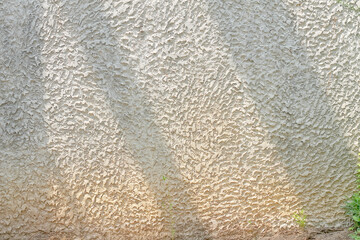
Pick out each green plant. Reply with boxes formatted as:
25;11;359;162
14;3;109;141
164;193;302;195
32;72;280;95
292;209;307;229
162;176;175;240
345;153;360;239
345;192;360;240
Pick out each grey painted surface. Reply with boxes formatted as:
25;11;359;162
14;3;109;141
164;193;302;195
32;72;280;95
0;0;359;239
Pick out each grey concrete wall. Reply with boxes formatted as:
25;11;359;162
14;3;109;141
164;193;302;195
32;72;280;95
1;0;360;239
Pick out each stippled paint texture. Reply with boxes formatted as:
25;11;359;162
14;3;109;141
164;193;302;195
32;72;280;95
1;0;360;239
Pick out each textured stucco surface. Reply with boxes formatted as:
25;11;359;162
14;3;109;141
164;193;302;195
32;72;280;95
1;0;360;239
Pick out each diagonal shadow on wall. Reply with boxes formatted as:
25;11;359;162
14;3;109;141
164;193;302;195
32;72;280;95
2;0;358;239
0;0;56;238
52;1;211;239
207;0;357;228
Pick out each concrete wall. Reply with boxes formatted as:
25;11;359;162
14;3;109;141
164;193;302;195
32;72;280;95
1;0;360;239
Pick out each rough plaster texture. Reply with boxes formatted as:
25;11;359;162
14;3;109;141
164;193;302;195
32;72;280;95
1;0;360;239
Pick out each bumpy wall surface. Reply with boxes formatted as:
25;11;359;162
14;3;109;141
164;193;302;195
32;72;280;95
1;0;360;239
